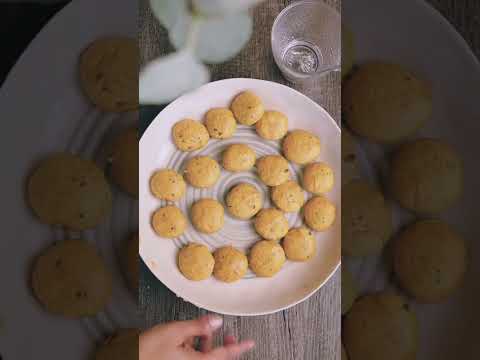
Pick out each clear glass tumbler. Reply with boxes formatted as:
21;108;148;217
271;1;341;83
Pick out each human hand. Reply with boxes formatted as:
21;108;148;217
140;315;255;360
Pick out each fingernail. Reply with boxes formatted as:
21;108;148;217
208;315;223;330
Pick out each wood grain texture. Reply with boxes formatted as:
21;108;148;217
139;1;478;359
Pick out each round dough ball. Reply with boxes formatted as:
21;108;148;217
255;111;289;140
342;129;359;185
393;220;467;303
282;130;321;165
213;246;249;283
184;156;221;188
96;329;139;360
342;180;392;257
222;144;256;172
149;169;186;201
254;208;289;241
28;153;112;230
225;183;263;220
390;138;463;214
249;240;286;277
204;108;237;139
256;155;290;186
31;240;112;317
282;227;316;261
231;91;265;125
303;162;335;194
342;268;358;315
109;128;138;197
342;25;355;79
152;206;186;238
177;243;214;281
344;292;418;360
271;180;305;212
303;196;336;232
172;119;210;152
191;198;225;234
343;62;432;143
125;234;139;292
79;37;138;112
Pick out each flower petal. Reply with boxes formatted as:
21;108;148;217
193;0;265;15
139;50;210;104
149;0;187;30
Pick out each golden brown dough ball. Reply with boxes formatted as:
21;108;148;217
172;119;209;151
256;155;291;186
249;240;286;277
204;108;237;139
109;127;138;197
184;156;221;188
151;206;186;238
254;208;289;241
282;130;321;165
222;144;256;172
271;180;305;212
343;292;418;360
342;180;392;257
302;162;335;194
282;227;316;261
303;196;336;231
225;183;263;220
191;198;225;234
231;91;265;125
177;243;215;281
343;62;432;143
255;111;289;140
31;240;112;317
393;220;467;303
213;246;248;283
149;169;186;201
390;138;463;214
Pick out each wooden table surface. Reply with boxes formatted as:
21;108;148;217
138;1;479;359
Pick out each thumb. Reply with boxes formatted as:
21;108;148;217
205;340;255;360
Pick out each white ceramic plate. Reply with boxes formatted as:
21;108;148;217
344;0;480;358
140;78;341;316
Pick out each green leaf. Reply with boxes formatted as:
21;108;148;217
139;50;210;104
193;0;265;15
149;0;188;30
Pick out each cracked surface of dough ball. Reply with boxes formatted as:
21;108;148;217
282;227;316;261
342;180;392;257
271;180;305;212
191;198;225;234
178;244;214;281
80;37;138;112
344;292;418;360
172;119;209;152
222;144;256;172
184;156;220;188
28;153;112;230
393;220;467;303
342;267;358;315
249;240;286;277
225;183;263;220
231;91;265;125
213;246;248;283
303;196;336;232
32;240;112;317
152;206;186;238
390;138;463;214
343;62;432;143
150;169;186;201
255;111;288;140
95;329;139;360
109;128;138;197
303;162;335;194
256;155;290;186
254;208;289;241
204;108;237;139
282;130;321;165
